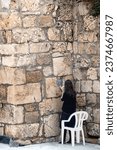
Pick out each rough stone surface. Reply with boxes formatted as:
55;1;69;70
44;114;60;137
5;124;39;139
0;105;24;124
7;83;41;105
0;0;100;144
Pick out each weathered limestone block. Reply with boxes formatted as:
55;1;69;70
48;27;60;41
84;15;97;31
20;0;40;12
93;80;100;93
78;2;89;16
24;103;39;112
58;4;72;20
5;124;39;139
81;80;92;92
39;98;62;116
86;107;93;122
78;32;98;42
7;83;41;105
45;77;61;98
12;28;46;43
22;15;37;27
73;68;83;80
2;55;17;67
0;31;6;43
86;93;97;106
0;44;15;55
93;108;100;123
25;111;39;123
0;85;7;100
38;15;54;27
75;81;80;93
43;66;53;77
76;94;86;107
61;22;73;41
36;53;51;65
30;42;51;53
0;105;24;124
91;56;100;67
53;56;72;76
87;68;97;80
74;56;90;69
52;42;66;52
5;31;12;43
86;43;97;54
15;44;29;54
2;54;36;67
0;67;26;85
17;54;37;67
0;12;21;30
87;123;100;137
26;70;43;83
0;44;29;55
44;114;60;137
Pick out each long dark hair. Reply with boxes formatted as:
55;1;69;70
64;80;76;98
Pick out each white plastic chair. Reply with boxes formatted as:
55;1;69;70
61;111;88;146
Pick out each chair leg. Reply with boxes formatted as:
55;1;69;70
81;130;85;145
76;131;80;143
61;128;64;144
71;131;75;147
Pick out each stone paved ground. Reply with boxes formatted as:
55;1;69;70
0;142;100;150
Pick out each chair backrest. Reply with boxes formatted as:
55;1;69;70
68;111;88;128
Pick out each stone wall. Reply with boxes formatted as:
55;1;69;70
0;0;100;144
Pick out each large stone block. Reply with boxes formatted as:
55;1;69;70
87;123;100;137
61;22;73;41
78;32;98;43
53;56;72;76
36;53;51;65
45;78;61;98
0;31;6;44
48;27;60;41
52;42;67;52
43;66;53;77
81;80;92;92
0;85;7;100
26;70;43;83
0;12;21;30
87;68;97;80
25;111;39;123
0;44;15;55
0;105;24;124
5;124;39;139
20;0;40;12
86;93;97;106
93;80;100;93
39;98;62;116
30;42;51;53
84;15;97;31
93;108;100;123
0;67;26;85
22;15;37;28
38;15;54;27
78;2;89;16
7;83;41;105
2;54;37;67
12;28;46;43
58;4;72;21
44;114;60;137
76;94;86;107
